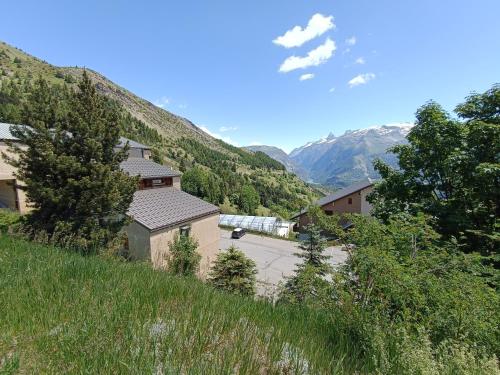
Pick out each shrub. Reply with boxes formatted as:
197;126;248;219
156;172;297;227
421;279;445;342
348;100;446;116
0;209;20;233
208;245;257;296
167;234;200;276
317;212;500;358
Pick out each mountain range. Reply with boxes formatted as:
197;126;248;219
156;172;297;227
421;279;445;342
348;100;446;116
247;123;413;188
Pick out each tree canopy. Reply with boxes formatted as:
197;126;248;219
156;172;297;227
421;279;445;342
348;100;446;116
369;85;499;256
6;73;137;252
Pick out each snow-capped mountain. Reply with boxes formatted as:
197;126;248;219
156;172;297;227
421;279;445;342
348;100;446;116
248;123;413;188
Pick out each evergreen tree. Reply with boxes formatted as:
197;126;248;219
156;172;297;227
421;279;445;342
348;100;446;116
7;72;137;253
208;245;257;296
167;233;201;276
294;224;330;274
279;224;331;304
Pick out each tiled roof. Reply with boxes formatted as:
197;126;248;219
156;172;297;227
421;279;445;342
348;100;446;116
129;187;220;231
0;123;19;141
117;137;151;150
316;179;374;206
120;158;181;178
291;179;374;219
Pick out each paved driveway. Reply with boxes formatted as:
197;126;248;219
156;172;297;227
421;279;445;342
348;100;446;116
220;230;348;294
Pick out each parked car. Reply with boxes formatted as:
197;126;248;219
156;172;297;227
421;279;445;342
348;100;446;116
231;228;246;239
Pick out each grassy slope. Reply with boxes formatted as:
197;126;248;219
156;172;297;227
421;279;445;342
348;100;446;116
0;41;320;216
0;235;361;374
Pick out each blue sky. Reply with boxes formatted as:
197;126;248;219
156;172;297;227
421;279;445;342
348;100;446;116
1;1;499;152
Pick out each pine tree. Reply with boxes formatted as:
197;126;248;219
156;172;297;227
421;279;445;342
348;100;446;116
208;245;257;296
7;72;137;253
279;224;331;304
294;224;330;274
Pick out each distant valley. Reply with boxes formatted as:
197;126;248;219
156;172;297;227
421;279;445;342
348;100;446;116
246;123;413;188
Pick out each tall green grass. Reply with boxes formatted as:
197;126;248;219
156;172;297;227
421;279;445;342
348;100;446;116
0;235;361;374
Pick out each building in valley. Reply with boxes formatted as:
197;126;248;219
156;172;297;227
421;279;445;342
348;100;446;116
0;122;220;275
292;179;374;230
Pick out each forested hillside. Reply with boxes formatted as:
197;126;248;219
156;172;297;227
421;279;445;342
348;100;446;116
0;41;319;218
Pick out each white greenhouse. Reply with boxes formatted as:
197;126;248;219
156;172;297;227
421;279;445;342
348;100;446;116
219;214;294;237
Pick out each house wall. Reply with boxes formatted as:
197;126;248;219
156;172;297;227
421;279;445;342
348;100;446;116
125;220;152;260
0;142;30;213
0;142;17;180
322;191;362;214
360;186;374;214
127;213;220;278
172;176;181;190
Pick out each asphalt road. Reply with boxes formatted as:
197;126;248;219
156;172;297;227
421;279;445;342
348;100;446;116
220;230;348;295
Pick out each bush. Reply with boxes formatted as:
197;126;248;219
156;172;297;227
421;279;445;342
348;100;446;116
208;245;257;296
315;212;500;358
167;234;200;276
0;209;20;233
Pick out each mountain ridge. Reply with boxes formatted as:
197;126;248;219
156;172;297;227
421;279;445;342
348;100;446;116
247;123;413;188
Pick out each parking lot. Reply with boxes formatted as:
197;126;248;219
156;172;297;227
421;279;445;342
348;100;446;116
220;229;348;295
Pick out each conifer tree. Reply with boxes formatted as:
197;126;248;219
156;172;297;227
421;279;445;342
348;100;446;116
208;245;257;296
294;224;330;274
279;224;331;304
7;72;137;252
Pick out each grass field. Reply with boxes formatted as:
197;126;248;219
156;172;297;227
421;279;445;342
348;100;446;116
0;235;364;374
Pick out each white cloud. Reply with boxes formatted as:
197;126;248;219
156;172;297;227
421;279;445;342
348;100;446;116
299;73;315;81
178;103;188;109
355;57;365;65
345;36;356;46
249;141;263;146
219;126;238;132
273;13;335;48
153;96;170;108
200;126;240;146
329;87;335;93
348;73;376;87
279;38;336;73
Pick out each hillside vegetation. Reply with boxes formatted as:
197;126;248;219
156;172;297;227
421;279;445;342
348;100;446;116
0;41;319;218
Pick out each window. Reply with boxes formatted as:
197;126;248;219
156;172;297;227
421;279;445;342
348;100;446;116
152;179;163;186
141;177;173;189
324;210;333;216
180;225;191;237
348;198;353;205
